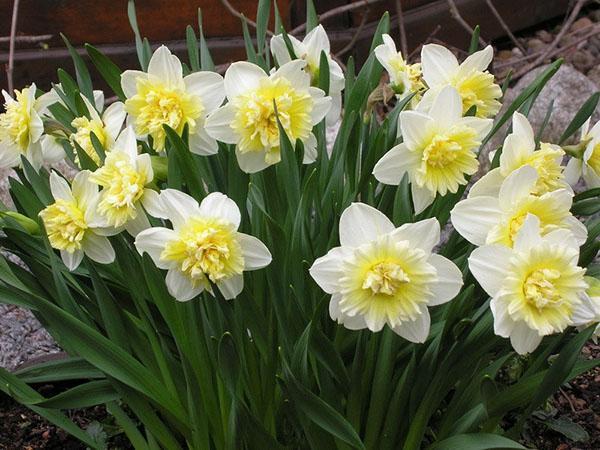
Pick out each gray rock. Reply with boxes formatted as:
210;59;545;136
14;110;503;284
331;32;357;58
486;64;600;155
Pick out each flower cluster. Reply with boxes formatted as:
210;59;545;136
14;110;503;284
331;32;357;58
2;27;599;351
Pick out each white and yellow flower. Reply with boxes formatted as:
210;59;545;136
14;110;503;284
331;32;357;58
121;45;224;154
451;165;587;247
309;203;463;342
374;34;425;105
135;190;272;301
470;112;568;198
69;96;126;166
564;118;600;188
270;24;344;125
373;86;492;213
0;84;46;169
419;44;502;118
469;215;595;354
204;60;331;173
88;127;159;236
35;86;111;166
39;171;117;271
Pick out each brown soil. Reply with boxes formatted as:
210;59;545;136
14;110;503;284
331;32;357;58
0;389;132;450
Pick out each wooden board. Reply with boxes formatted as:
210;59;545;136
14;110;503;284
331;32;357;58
0;0;578;91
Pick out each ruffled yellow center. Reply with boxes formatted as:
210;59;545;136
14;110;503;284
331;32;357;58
388;58;425;98
231;77;313;165
362;261;411;296
39;199;87;253
506;246;587;335
125;78;203;150
89;152;147;227
524;268;562;310
161;218;244;288
504;143;565;195
452;70;502;118
338;235;437;328
0;87;33;151
486;195;570;247
414;125;480;195
70;116;108;166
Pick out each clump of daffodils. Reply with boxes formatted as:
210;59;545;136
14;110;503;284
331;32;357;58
3;19;600;450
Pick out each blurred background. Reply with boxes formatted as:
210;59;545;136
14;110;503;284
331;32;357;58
0;0;587;92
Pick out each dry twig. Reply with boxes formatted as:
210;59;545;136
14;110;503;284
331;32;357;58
289;0;385;36
7;0;20;94
447;0;486;47
510;0;586;79
336;8;370;57
0;34;52;44
395;0;408;57
485;0;525;53
218;0;274;36
494;22;600;71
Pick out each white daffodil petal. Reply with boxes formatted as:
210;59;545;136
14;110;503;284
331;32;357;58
564;157;583;186
217;274;244;300
224;61;266;99
183;71;225;112
199;192;242;228
391;310;431;343
159;189;200;228
82;234;115;265
121;70;146;98
49;171;74;202
468;244;513;297
450;196;501;246
204;104;238;144
373;143;420;185
468;168;504;198
429;86;462;126
134;227;176;269
309;246;351;294
420;43;458;86
238;233;272;270
411;183;435;215
510;321;543;355
148;45;183;88
498;165;537;210
392;217;440;254
166;269;203;302
60;249;84;271
102;101;126;138
339;203;395;248
427;254;463;305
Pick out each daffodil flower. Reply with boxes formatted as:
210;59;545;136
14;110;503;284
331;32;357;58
121;45;225;154
469;112;568;198
469;215;595;354
564;118;600;188
373;86;492;213
204;60;331;173
374;34;425;105
36;86;111;166
309;203;463;342
69;95;126;167
419;44;502;118
88;127;159;236
451;165;587;247
39;171;117;271
270;24;344;125
135;190;272;301
0;84;50;169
